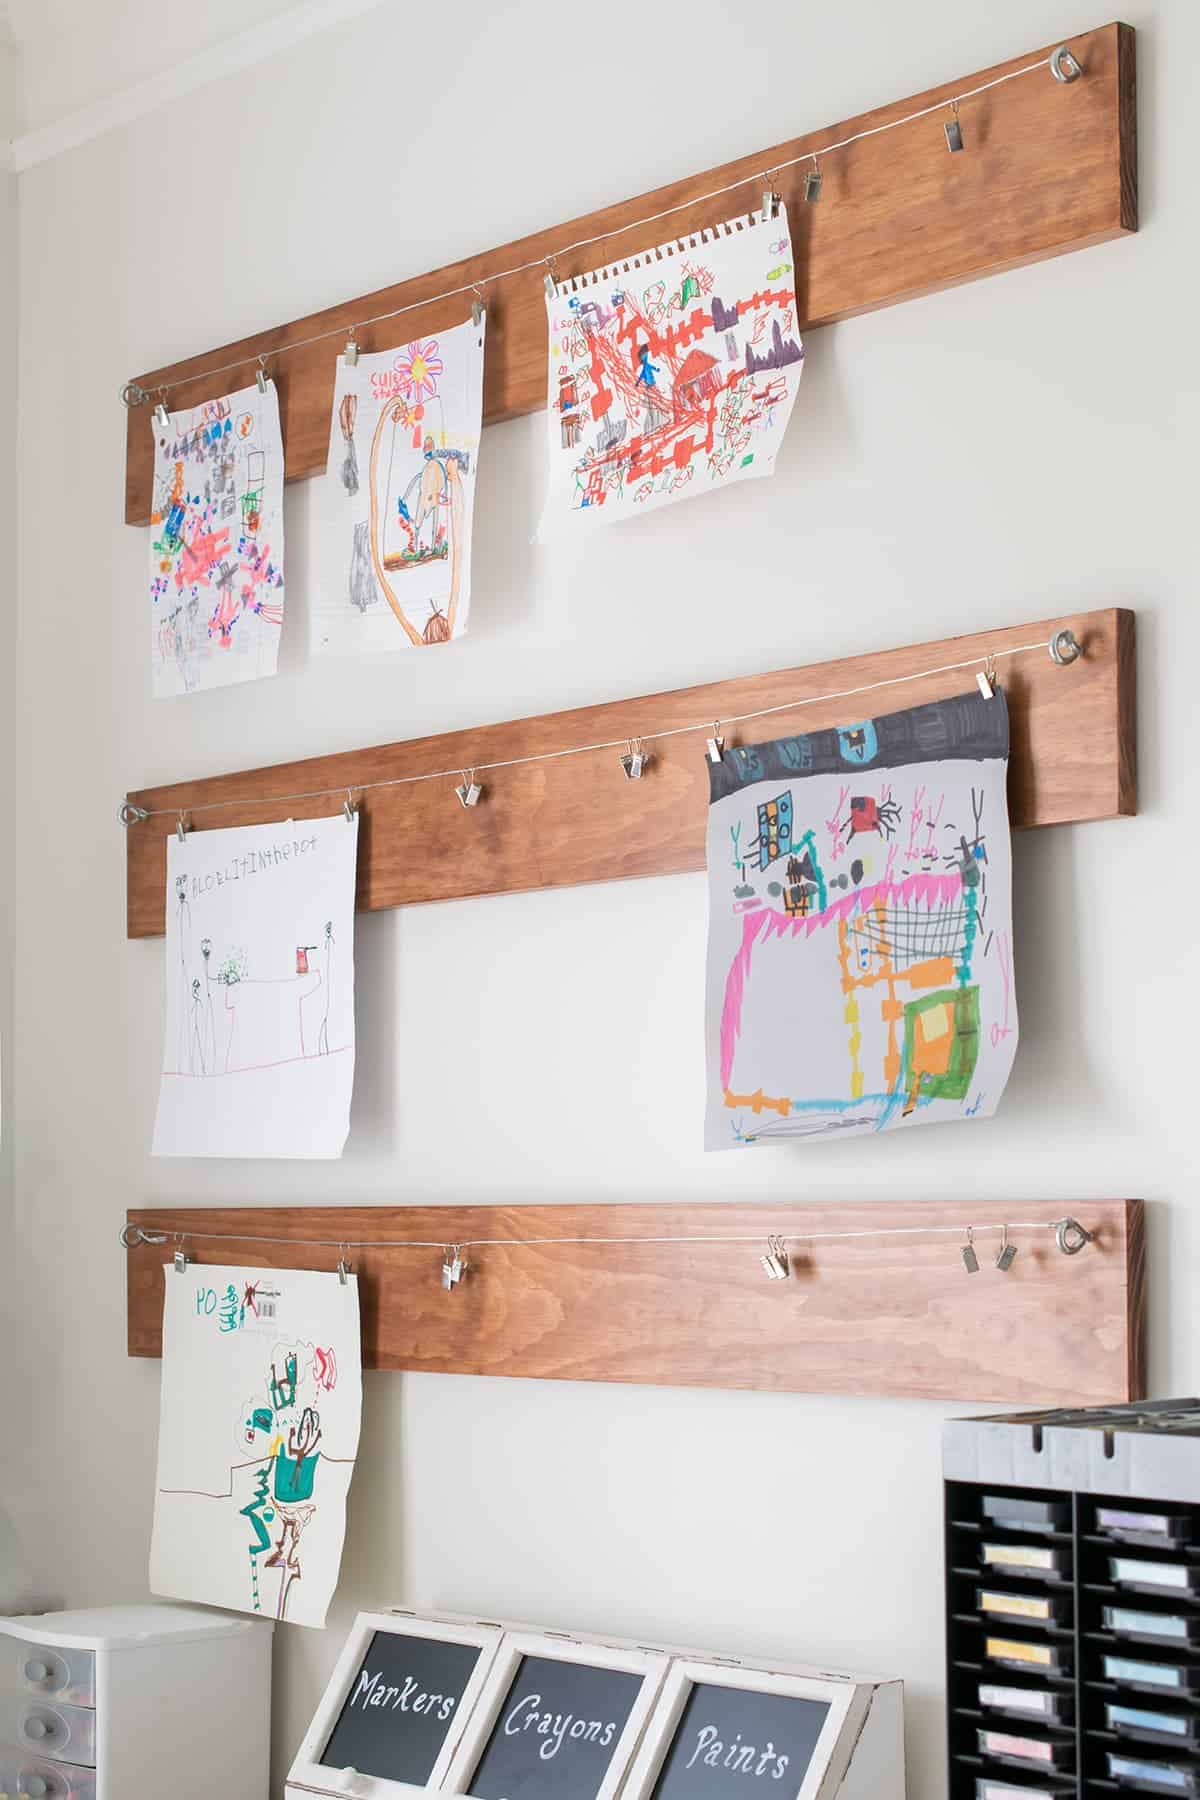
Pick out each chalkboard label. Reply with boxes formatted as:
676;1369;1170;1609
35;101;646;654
466;1654;643;1799
320;1629;483;1784
649;1683;831;1796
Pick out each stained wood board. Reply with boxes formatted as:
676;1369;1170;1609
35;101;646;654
123;21;1136;525
123;606;1136;939
125;1198;1145;1404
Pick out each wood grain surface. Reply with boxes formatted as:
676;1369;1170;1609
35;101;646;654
125;1198;1144;1405
123;22;1136;524
123;607;1136;938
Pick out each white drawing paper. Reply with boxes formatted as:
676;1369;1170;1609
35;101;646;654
537;206;803;537
151;1264;362;1629
152;814;359;1160
705;689;1018;1149
149;380;286;696
314;316;486;653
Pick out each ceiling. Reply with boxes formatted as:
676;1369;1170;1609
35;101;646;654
3;0;313;137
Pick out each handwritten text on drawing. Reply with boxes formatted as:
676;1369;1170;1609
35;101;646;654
186;834;319;899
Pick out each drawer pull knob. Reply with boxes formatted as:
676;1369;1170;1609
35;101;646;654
23;1661;51;1682
25;1777;50;1797
25;1716;51;1738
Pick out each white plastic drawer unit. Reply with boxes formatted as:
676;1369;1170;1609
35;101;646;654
3;1645;95;1710
0;1695;97;1766
0;1748;98;1797
0;1604;272;1800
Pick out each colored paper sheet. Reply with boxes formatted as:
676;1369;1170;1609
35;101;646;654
152;815;359;1159
704;689;1018;1148
314;315;486;651
149;380;285;696
151;1264;362;1628
537;206;803;535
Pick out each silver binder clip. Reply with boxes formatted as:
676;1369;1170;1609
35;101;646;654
620;738;650;780
176;813;189;842
442;1246;467;1290
706;724;726;764
337;1250;351;1286
945;99;964;153
455;770;483;808
976;654;997;699
1050;44;1083;83
761;186;779;220
804;157;823;203
471;286;484;329
173;1246;190;1274
760;1235;789;1280
153;394;170;430
256;356;270;393
344;330;360;366
962;1227;980;1274
544;258;558;299
343;790;357;822
996;1225;1018;1272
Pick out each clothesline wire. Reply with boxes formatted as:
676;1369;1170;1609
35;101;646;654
122;1216;1089;1254
126;51;1060;404
121;634;1058;825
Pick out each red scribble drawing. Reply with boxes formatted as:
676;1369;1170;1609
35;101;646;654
546;215;804;528
313;1346;338;1393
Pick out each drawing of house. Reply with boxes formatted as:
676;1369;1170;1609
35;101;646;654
673;348;722;412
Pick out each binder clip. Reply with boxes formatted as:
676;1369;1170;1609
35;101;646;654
343;790;357;822
256;356;270;394
620;738;650;780
944;100;964;153
962;1227;980;1274
455;770;483;808
344;330;360;367
173;1247;190;1274
153;394;171;430
976;654;997;699
804;157;823;204
176;813;190;842
442;1247;467;1291
706;724;726;764
759;1235;790;1280
337;1252;352;1286
471;286;484;329
761;186;780;220
996;1225;1018;1273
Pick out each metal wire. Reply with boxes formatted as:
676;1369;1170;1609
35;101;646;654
123;51;1063;404
120;634;1061;825
121;1216;1089;1254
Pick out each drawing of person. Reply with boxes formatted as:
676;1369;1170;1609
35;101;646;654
635;344;660;388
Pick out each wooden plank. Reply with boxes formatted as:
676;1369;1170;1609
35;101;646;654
123;606;1136;938
125;1199;1145;1405
123;22;1136;525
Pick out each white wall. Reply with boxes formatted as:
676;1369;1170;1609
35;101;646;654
0;4;30;1615
5;2;1198;1794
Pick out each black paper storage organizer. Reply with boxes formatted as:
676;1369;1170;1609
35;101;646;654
944;1401;1200;1800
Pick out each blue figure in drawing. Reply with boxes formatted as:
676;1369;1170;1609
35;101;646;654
636;345;661;389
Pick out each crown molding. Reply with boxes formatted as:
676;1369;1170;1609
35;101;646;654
7;0;386;173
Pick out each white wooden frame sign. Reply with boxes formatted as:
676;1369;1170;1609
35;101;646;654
289;1610;503;1798
621;1658;862;1800
442;1629;669;1800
